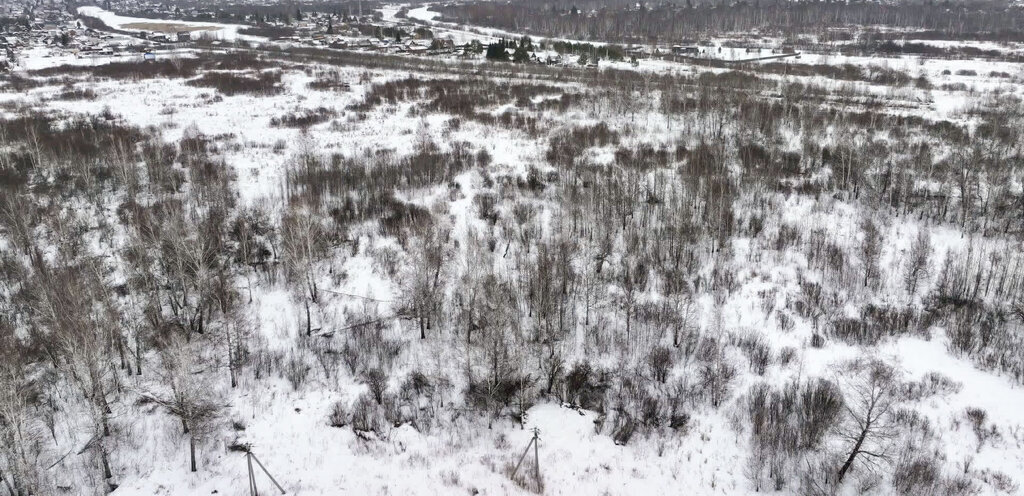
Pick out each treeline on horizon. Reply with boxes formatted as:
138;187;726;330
437;0;1024;43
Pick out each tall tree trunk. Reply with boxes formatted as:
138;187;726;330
135;338;143;376
116;336;128;373
305;299;312;337
226;329;237;388
837;425;868;483
0;470;19;496
100;443;115;493
189;435;197;473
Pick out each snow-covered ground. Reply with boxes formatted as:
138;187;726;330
77;6;264;42
407;6;441;22
3;12;1024;496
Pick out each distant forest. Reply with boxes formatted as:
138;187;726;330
436;0;1024;43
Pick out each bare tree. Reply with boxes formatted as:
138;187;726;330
153;337;222;473
280;208;329;336
229;205;273;302
904;228;932;297
836;359;898;483
0;194;37;256
462;267;527;428
619;257;648;342
29;259;119;492
220;308;253;389
401;228;449;340
860;218;883;288
0;354;43;496
671;289;697;349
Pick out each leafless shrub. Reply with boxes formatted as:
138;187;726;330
350;76;562;117
187;70;284;96
760;62;914;86
798;455;841;496
284;351;312;390
698;361;737;408
647;346;673;383
892;409;933;441
732;334;771;375
308;69;352;91
546;123;619;167
0;112;146;172
778;346;797;367
828;305;918;346
473;192;499;224
31;58;203;79
54;87;98;101
396;371;436;429
975;469;1016;493
611;412;636;445
271;107;337;128
285;143;483;221
381;393;406;427
440;469;460;486
893;454;941;495
340;342;361;375
363;368;389;404
901;372;962;401
773;223;802;251
615;143;671;172
749;379;842;449
563;361;608;410
351;393;385;435
904;228;932;296
964;407;999;452
327;399;349;427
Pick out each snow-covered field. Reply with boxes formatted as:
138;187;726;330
2;11;1024;496
77;6;263;42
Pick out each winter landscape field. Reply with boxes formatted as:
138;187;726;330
2;0;1024;495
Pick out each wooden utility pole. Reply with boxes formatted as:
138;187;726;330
511;428;542;492
246;450;256;495
533;427;539;487
245;446;286;495
512;434;533;478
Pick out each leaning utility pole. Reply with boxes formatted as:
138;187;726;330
243;445;286;495
511;428;542;492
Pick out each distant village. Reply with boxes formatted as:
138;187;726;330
0;0;479;71
0;0;804;71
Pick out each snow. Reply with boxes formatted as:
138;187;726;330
12;46;201;71
407;6;441;23
7;14;1024;496
110;394;763;496
77;6;264;43
891;334;1024;428
887;334;1024;485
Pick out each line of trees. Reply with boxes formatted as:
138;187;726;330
439;0;1024;44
